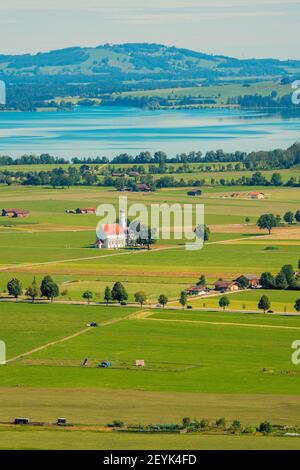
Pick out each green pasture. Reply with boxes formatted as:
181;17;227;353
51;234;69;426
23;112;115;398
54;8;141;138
121;81;292;104
1;305;300;395
186;289;300;313
0;303;136;359
0;428;299;450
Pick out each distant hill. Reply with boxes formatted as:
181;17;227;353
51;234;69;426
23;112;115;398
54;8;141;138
1;44;299;111
1;43;300;83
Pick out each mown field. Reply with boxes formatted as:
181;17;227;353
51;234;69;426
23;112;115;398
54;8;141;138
1;429;300;450
0;182;300;449
121;81;292;106
1;303;300;453
0;184;299;304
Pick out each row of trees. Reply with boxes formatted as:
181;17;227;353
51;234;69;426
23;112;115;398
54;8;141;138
2;167;299;190
1;142;299;170
6;276;59;301
260;263;300;291
82;283;169;308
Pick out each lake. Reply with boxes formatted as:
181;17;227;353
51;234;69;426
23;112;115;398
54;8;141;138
0;106;299;158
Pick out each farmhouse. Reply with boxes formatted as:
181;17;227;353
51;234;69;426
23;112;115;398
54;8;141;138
214;280;239;292
128;171;140;177
76;208;96;214
2;208;30;218
135;183;151;192
185;285;206;296
249;192;265;200
237;274;260;288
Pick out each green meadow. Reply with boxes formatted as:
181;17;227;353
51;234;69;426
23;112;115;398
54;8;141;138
0;182;300;449
1;429;300;450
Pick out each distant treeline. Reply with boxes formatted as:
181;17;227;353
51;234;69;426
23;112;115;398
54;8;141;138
228;92;295;109
1;167;299;190
1;142;300;170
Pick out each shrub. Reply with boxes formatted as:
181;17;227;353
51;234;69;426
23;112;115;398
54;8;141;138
215;417;226;429
230;420;242;433
243;426;257;434
258;421;272;434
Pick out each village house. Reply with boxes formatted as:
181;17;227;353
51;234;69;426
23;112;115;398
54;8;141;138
185;285;207;296
128;171;140;177
2;208;30;218
76;208;96;214
249;192;265;200
135;183;151;192
214;280;239;292
239;274;260;288
112;172;126;177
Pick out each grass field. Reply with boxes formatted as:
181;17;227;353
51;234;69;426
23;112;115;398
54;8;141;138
0;182;300;449
121;81;292;107
1;428;300;450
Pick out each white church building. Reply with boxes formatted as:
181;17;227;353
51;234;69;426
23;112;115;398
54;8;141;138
95;209;127;249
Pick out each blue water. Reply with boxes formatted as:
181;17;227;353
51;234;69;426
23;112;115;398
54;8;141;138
0;106;299;158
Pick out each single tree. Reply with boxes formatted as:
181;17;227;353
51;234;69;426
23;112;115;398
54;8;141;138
40;275;59;302
179;291;188;309
294;299;300;312
235;275;249;289
204;224;210;242
230;420;242;433
7;278;22;299
260;272;275;289
275;272;288;290
82;291;93;304
257;214;278;235
258;295;271;313
197;274;207;287
134;291;147;307
25;277;39;302
112;282;128;302
245;217;250;224
281;264;296;288
284;211;294;225
158;294;168;308
295;211;300;224
270;173;283;186
104;286;112;304
219;295;230;310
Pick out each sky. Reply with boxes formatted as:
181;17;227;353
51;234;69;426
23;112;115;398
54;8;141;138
0;0;299;59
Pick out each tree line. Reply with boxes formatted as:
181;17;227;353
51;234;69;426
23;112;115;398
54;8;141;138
1;142;300;170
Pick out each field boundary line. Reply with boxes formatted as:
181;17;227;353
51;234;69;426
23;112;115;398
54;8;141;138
138;314;300;331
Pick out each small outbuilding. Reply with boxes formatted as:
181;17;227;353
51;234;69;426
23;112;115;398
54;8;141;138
187;190;202;197
249;192;265;200
2;208;30;218
76;207;96;214
135;183;151;192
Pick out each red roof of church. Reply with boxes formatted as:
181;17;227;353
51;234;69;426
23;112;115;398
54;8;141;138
101;223;125;235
